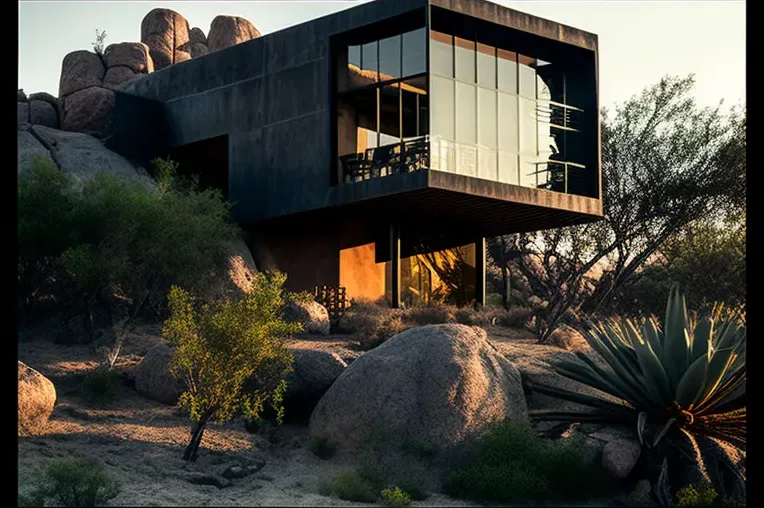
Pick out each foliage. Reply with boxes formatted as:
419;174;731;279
381;487;412;507
340;299;409;350
443;420;611;503
163;272;300;460
607;219;745;318
18;458;120;507
529;289;745;501
675;484;719;507
488;76;746;342
309;436;336;460
405;304;456;326
287;290;316;305
81;369;121;402
92;29;107;56
17;157;240;332
322;472;378;503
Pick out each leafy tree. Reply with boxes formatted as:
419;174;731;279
489;76;745;342
163;272;301;461
17;157;240;346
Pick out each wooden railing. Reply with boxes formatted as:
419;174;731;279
313;285;350;329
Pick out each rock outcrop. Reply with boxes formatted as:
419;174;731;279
282;349;346;420
56;42;153;138
189;27;209;57
281;300;330;336
310;324;528;454
140;8;191;70
22;125;154;188
18;362;57;436
207;15;260;53
134;344;186;405
547;324;589;352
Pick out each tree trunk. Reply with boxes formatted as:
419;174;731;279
183;406;217;462
501;264;509;309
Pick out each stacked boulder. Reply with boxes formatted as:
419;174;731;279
140;8;191;70
17;90;61;130
58;42;153;138
189;27;209;58
207;15;261;53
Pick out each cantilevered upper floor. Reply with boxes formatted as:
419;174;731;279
111;0;602;241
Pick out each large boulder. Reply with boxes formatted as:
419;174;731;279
282;349;346;420
18;89;27;102
189;27;207;45
59;50;105;97
103;42;154;73
28;92;62;125
29;100;58;128
310;324;528;454
61;86;115;138
601;434;642;479
226;240;258;294
190;43;209;58
29;125;155;188
134;344;185;405
207;15;260;53
103;66;140;90
281;300;330;336
17;131;55;175
18;362;57;436
140;8;191;70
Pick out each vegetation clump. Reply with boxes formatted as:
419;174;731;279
19;458;120;507
163;271;301;461
381;486;412;507
81;369;121;402
443;420;611;503
309;436;336;460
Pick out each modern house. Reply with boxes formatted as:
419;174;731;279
111;0;602;309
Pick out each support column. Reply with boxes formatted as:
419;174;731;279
475;237;486;307
390;222;401;309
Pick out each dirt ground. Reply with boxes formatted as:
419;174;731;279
18;322;482;507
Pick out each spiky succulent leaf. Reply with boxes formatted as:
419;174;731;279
663;287;691;388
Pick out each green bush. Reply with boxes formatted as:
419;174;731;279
675;484;719;507
18;157;240;325
381;487;412;507
443;421;610;503
323;472;378;503
81;369;121;401
309;436;336;460
18;458;120;507
163;273;301;461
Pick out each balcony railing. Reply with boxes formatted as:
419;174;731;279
339;135;429;183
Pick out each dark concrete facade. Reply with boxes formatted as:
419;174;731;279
111;0;602;302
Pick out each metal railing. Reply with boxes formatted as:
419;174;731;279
339;135;429;183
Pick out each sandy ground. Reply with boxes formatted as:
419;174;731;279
18;323;479;507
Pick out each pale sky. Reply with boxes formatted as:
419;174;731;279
18;0;745;110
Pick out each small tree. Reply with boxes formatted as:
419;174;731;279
92;29;107;56
163;272;301;461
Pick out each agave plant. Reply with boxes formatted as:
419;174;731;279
529;288;745;503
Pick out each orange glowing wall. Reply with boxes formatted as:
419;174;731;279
339;242;387;301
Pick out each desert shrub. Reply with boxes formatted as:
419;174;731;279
405;304;456;326
163;272;301;461
309;436;336;460
675;484;719;507
287;290;316;305
18;458;120;507
92;29;107;56
381;487;412;507
504;306;534;328
340;300;409;350
323;472;378;503
81;369;121;401
18;157;240;330
443;420;610;503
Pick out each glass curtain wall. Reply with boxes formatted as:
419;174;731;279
428;29;586;192
336;28;428;183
